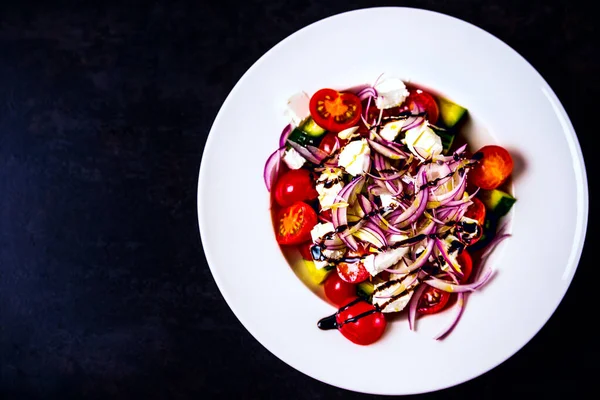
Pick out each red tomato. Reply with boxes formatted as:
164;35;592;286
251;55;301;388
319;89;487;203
319;209;333;223
323;273;357;306
336;299;387;345
298;241;314;260
417;286;451;315
275;202;318;245
457;250;473;284
468;145;514;190
336;244;371;284
318;132;347;154
309;89;362;133
406;90;439;125
465;197;486;226
274;169;318;207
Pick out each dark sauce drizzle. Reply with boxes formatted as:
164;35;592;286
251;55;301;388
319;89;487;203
317;297;381;330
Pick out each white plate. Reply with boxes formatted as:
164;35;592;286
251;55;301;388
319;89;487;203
197;7;588;395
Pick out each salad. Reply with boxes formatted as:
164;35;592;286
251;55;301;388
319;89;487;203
264;75;516;345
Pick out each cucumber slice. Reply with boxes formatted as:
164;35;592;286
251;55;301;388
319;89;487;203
287;128;322;148
357;281;374;300
480;189;516;217
302;260;332;285
438;97;468;128
301;117;327;137
432;128;456;154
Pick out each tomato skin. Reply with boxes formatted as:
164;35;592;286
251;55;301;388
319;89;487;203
336;299;387;345
336;244;372;284
275;202;318;245
323;273;357;306
405;90;439;124
274;169;318;207
298;241;314;260
457;250;473;283
417;287;451;315
318;132;347;154
309;89;362;133
468;145;514;190
465;197;486;226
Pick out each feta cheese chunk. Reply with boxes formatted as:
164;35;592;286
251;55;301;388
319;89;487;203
372;273;419;313
379;121;403;142
310;222;335;242
282;147;306;170
363;246;410;277
285;92;310;126
374;77;410;109
338;138;370;176
315;168;344;210
404;122;443;160
338;126;360;140
379;193;399;209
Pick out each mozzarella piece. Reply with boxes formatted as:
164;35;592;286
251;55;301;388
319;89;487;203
374;77;410;109
315;168;344;210
310;222;335;242
380;290;415;313
404;123;443;160
372;273;419;313
285;92;310;126
379;121;403;141
338;139;370;176
337;126;360;140
363;246;411;277
282;147;306;169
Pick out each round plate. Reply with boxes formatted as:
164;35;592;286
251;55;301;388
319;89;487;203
198;7;587;395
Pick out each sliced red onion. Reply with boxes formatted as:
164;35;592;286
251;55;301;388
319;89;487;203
263;147;283;192
373;214;406;234
366;171;404;181
354;225;387;249
388;237;435;274
306;144;329;161
357;194;374;215
278;124;292;148
434;293;465;340
389;168;428;228
443;188;480;207
368;185;390;196
408;283;428;331
428;173;467;207
424;268;493;293
435;239;464;278
357;86;377;101
401;115;425;132
367;139;407;160
332;176;365;251
287;140;322;164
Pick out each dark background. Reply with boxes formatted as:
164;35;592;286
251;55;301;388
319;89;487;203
0;0;596;398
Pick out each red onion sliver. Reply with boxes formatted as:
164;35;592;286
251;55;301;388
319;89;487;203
434;293;465;340
435;239;464;277
388;237;435;274
408;283;428;331
424;268;494;293
287;140;321;164
263;147;283;192
278;124;292;148
367;139;407;160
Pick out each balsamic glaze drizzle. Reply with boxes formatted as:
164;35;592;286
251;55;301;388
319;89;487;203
317;298;380;330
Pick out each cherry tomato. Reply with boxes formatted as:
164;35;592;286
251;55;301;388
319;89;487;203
318;132;347;154
336;299;387;345
275;201;318;245
405;90;439;125
274;169;318;207
336;244;372;284
318;208;333;223
417;286;451;315
298;241;314;260
323;273;357;306
309;89;362;133
468;145;514;190
465;197;486;226
457;250;473;284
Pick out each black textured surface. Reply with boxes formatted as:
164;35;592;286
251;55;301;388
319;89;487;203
0;1;596;398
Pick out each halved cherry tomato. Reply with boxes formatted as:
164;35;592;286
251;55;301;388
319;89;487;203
405;90;439;125
336;299;386;345
336;243;372;284
323;273;357;306
318;132;347;154
417;286;451;315
457;250;473;284
468;145;514;190
318;208;333;223
309;89;362;133
275;201;318;245
465;197;486;226
274;169;318;207
298;241;314;260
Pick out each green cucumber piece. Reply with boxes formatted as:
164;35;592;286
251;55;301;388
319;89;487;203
433;128;456;154
287;128;322;148
301;117;327;137
480;189;517;217
357;281;374;300
438;97;468;128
